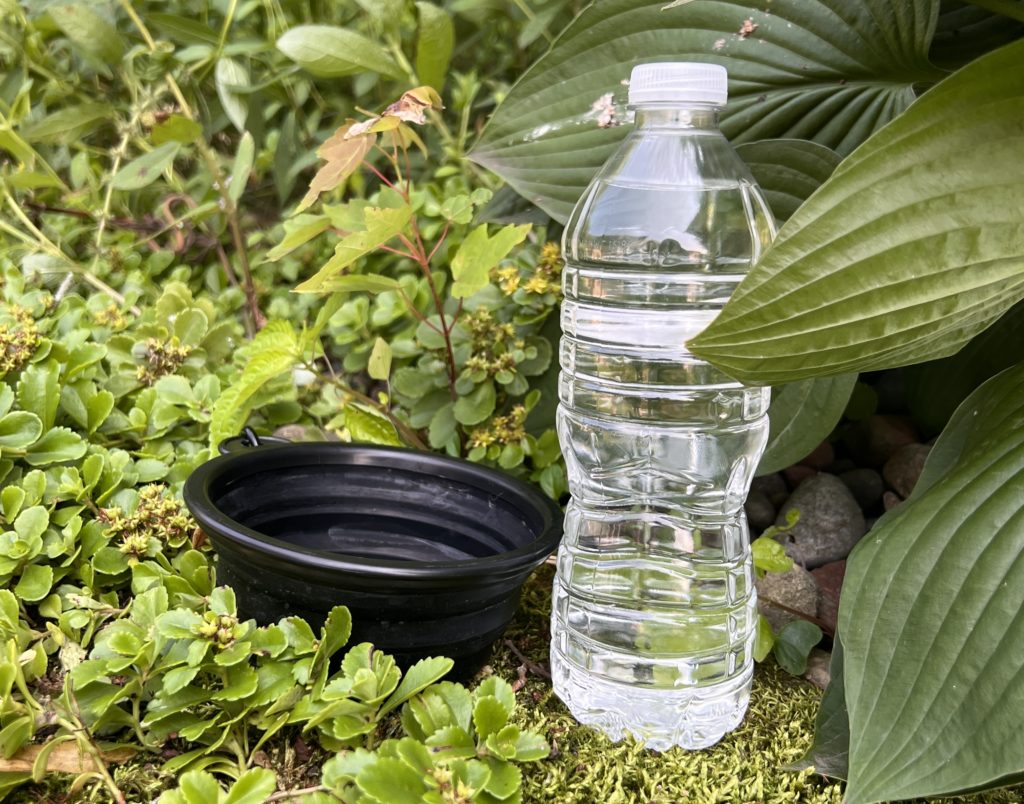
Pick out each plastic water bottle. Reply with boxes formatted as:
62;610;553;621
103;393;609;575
550;62;775;751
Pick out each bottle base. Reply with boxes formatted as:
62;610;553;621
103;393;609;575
550;650;753;751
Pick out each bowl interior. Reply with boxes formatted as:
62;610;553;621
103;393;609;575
210;461;544;564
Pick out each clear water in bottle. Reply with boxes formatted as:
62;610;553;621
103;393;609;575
550;62;776;751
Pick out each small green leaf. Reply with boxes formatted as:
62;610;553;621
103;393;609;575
213;664;259;701
216;58;250;133
428;403;457;449
356;756;426;803
313;274;402;294
751;535;794;575
267;215;330;261
482;756;521;798
512;731;550;762
473;696;509;740
316;606;353;664
345;405;401;447
14;564;53;602
163;665;201;695
450;224;530;299
0;715;33;760
1;486;25;521
753;614;775;663
392;367;434;399
0;412;42;448
48;4;123;66
223;768;278;804
277;25;402;78
228;132;255;204
176;770;222;804
485;724;521;760
415;2;454;93
453;381;496;426
379;656;453;715
367;337;392;381
157;609;203;639
475;677;515;716
424;725;476;760
87;391;115;434
17;359;58;429
294;206;413;293
20;103;112;145
23;427;86;466
151;114;203;146
772;620;822;675
111;142;180;191
14;506;48;542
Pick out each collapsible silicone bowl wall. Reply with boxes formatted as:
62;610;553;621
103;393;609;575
183;442;562;675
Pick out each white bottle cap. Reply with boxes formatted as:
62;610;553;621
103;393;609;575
628;62;728;106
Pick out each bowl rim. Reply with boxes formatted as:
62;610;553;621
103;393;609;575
183;441;563;582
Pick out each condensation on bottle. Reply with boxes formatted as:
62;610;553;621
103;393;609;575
550;62;776;751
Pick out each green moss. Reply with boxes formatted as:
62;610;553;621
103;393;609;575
495;565;1022;804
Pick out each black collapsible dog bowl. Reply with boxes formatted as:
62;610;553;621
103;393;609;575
183;432;563;676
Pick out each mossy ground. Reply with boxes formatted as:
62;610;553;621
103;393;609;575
494;564;1023;804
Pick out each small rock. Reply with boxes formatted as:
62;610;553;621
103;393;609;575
783;464;817;490
811;559;846;636
883;491;902;512
744;491;776;533
799;440;835;469
751;473;788;507
883;443;932;498
846;414;919;467
774;474;867;568
803;649;832;690
756;564;820;633
830;457;856;475
839;468;884;512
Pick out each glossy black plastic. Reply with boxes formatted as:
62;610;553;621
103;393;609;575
183;438;563;675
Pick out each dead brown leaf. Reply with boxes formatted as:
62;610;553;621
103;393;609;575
0;742;136;774
297;121;376;212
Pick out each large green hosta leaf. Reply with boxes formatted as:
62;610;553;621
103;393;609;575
838;361;1024;802
469;0;942;221
689;38;1024;384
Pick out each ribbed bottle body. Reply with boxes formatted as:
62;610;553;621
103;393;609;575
550;120;775;749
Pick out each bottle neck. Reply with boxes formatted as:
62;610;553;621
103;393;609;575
631;106;720;130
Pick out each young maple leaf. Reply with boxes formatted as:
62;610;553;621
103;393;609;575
297;121;375;212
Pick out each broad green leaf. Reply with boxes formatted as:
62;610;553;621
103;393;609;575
277;25;402;78
453;381;496;425
17;359;58;428
450;224;530;298
266;215;330;261
839;362;1024;802
212;664;259;701
929;1;1024;69
475;677;515;716
344;405;402;447
469;0;942;221
294;206;413;293
735;140;842;225
14;564;52;602
392;367;434;399
0;412;42;449
689;39;1024;383
473;696;508;739
216;58;250;134
428;403;457;449
424;725;476;760
379;655;453;715
162;665;201;695
228;132;254;204
24;427;86;466
222;768;278;804
367;337;392;381
757;374;857;476
792;638;848;779
48;4;123;66
208;321;299;448
0;716;32;759
111;142;180;191
20;103;111;144
157;609;203;639
904;300;1024;435
356;756;426;803
415;2;454;92
772;620;821;675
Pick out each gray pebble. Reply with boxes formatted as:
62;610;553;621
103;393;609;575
756;564;820;632
839;468;884;511
883;443;932;499
774;473;867;568
744;491;776;533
